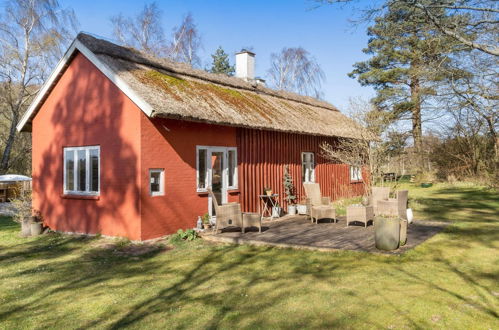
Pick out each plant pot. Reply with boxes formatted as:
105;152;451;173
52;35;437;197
287;205;296;215
272;206;281;218
203;223;211;230
406;208;414;224
21;218;31;237
374;216;400;251
296;204;307;215
265;190;273;196
30;222;43;236
399;219;408;246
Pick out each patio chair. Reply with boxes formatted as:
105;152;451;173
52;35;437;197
369;186;390;215
303;183;336;224
0;183;7;203
207;189;243;233
377;190;408;220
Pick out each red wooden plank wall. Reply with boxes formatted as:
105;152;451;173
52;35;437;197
237;128;367;213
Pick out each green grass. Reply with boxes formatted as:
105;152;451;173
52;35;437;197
0;183;498;329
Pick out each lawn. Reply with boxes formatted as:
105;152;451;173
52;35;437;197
0;183;498;329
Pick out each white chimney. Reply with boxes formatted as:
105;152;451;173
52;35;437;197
235;49;255;81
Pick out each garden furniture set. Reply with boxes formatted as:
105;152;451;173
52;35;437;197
208;183;409;236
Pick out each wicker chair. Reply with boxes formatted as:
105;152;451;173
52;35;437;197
303;183;336;224
369;187;390;215
377;190;409;219
0;183;7;203
207;189;243;233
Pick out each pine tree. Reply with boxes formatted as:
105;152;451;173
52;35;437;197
349;1;468;173
209;46;235;75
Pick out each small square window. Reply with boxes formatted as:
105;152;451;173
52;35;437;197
350;166;362;181
149;169;164;196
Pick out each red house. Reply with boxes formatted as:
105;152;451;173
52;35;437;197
17;33;366;240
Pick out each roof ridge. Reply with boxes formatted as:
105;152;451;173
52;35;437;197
76;32;339;112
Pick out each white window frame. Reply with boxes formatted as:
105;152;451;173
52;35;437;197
227;147;238;190
350;165;362;181
63;145;100;196
196;146;209;192
196;146;238;192
302;152;315;183
149;169;165;196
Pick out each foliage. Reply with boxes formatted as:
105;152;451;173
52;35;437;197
110;4;202;66
348;1;469;173
172;228;198;242
9;191;32;223
209;46;235;75
201;213;210;224
267;47;325;98
282;165;296;204
169;13;202;67
320;98;400;191
0;0;78;174
110;2;168;57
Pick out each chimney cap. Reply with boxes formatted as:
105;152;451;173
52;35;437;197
236;49;255;56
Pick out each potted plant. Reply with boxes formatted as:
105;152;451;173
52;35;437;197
296;198;307;215
272;203;281;218
399;218;408;246
263;187;272;196
201;213;211;230
283;165;297;215
374;216;400;251
30;218;43;236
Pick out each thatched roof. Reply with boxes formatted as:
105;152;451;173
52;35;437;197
20;33;367;139
77;33;368;139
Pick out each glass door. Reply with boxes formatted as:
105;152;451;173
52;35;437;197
208;148;228;217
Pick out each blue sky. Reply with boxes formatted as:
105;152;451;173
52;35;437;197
61;0;375;111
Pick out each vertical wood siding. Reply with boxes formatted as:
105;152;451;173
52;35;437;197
237;128;366;213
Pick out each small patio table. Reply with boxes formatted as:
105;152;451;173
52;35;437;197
346;204;374;228
259;194;280;220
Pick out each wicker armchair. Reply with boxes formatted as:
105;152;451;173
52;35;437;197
303;183;336;224
207;189;243;233
369;187;390;215
0;183;7;203
377;190;408;219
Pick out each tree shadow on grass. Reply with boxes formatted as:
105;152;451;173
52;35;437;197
413;186;498;223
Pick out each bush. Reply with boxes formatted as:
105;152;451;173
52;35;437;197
9;191;32;223
170;229;198;244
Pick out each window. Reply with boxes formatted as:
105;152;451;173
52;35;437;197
350;166;362;181
197;147;208;190
302;152;315;183
63;146;100;195
149;169;164;196
196;146;238;192
227;148;237;189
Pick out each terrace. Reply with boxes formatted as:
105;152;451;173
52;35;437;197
203;215;448;254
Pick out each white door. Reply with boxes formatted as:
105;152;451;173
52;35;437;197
208;148;228;217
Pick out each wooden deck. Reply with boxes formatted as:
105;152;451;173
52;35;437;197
202;215;448;255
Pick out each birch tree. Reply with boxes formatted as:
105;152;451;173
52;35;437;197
267;47;325;98
169;13;202;67
0;0;77;173
110;2;169;57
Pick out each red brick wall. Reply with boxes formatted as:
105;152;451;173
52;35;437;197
139;118;238;240
32;52;143;240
